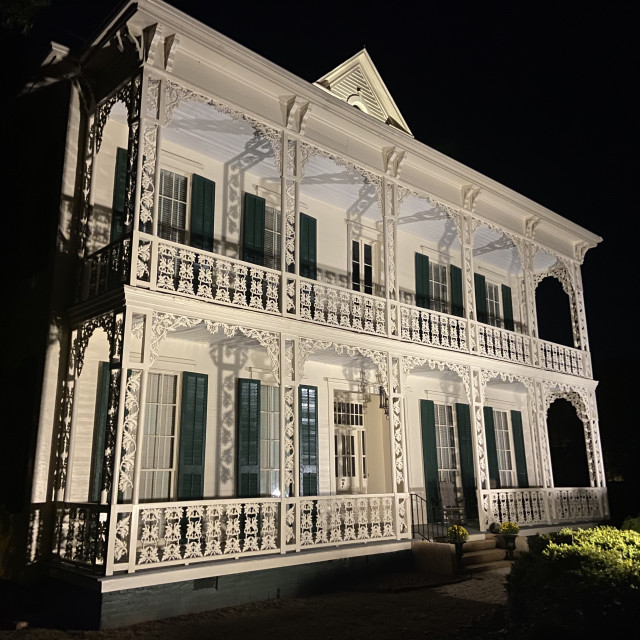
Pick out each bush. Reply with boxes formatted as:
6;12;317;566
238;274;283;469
506;526;640;634
622;514;640;533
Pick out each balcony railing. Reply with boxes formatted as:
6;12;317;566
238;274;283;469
75;234;590;378
481;487;607;527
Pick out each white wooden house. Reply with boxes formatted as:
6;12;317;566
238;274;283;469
4;0;607;628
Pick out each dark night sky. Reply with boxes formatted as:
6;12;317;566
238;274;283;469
3;1;637;484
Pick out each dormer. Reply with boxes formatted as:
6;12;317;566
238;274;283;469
315;49;413;137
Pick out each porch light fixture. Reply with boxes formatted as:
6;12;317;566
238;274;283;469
379;383;389;417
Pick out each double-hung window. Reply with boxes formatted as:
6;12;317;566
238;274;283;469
259;384;280;497
486;282;501;327
430;263;448;314
138;370;208;502
141;372;179;501
263;205;282;271
434;403;457;482
415;253;449;313
158;169;189;244
352;240;373;295
493;410;516;487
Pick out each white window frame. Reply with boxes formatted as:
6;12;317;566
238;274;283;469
333;391;367;494
259;384;281;497
486;281;501;327
429;261;449;314
347;221;380;297
433;403;458;483
493;409;516;487
158;168;190;244
140;370;182;502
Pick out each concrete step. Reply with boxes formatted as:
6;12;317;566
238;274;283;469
463;538;497;553
462;548;507;567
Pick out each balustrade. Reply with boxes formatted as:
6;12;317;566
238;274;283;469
51;503;108;571
299;279;386;336
75;235;590;378
539;340;584;376
482;487;606;527
399;304;467;352
154;240;280;314
78;237;131;302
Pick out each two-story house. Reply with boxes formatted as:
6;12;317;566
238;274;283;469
2;0;607;629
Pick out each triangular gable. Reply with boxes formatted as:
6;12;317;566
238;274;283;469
315;49;413;137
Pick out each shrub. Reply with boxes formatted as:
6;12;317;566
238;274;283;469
622;514;640;533
506;526;640;634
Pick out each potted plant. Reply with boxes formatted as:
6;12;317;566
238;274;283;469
499;521;519;559
447;525;469;572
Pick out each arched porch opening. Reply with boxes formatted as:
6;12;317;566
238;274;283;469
547;398;590;487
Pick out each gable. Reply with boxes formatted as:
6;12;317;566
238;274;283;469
315;49;413;137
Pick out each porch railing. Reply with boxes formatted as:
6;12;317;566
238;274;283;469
103;493;410;575
482;487;607;527
78;236;131;302
50;502;109;571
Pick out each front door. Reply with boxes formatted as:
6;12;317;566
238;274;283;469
334;393;367;494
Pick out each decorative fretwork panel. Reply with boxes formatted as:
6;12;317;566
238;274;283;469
156;241;280;314
477;325;530;365
481;487;606;529
299;280;386;336
51;503;108;572
129;500;281;569
539;340;584;376
78;237;132;302
399;305;467;352
296;495;398;547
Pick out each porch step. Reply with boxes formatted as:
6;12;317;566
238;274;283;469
462;547;507;567
462;538;498;553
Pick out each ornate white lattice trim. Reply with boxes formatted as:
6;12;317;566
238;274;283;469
149;312;280;382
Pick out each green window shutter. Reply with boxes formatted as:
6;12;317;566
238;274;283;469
300;213;317;280
415;253;431;309
242;193;265;266
237;378;261;498
299;385;319;495
420;400;440;520
177;372;208;500
483;406;501;489
501;284;514;331
474;273;488;324
110;147;128;242
89;362;110;503
455;403;478;520
510;410;529;488
449;265;464;317
190;174;215;252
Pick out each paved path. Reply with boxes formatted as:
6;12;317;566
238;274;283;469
0;566;512;639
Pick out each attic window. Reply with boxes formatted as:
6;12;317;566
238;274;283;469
347;88;369;114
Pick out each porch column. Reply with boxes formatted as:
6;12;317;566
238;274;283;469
570;261;593;378
382;178;399;337
131;71;162;288
520;239;540;366
535;380;555;490
389;353;409;537
55;328;80;501
469;366;490;529
279;335;298;552
457;213;479;352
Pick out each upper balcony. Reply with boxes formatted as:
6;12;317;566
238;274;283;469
73;78;592;379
